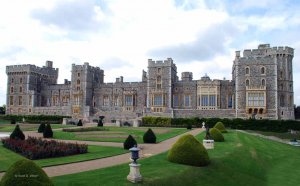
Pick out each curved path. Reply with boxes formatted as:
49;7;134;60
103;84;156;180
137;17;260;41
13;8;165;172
0;128;204;178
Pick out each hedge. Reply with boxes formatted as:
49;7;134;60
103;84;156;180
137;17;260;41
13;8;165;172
141;116;300;132
0;115;71;124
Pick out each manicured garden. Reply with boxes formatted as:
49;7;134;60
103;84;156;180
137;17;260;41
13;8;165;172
246;130;300;140
0;144;127;172
52;131;300;186
0;124;75;132
53;127;188;143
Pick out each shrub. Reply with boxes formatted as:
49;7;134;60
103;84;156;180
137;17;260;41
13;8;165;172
43;124;53;138
10;125;25;140
209;128;224;142
77;119;83;126
10;118;16;124
167;134;209;166
0;159;53;186
123;135;137;150
143;128;157;143
38;123;46;133
1;137;88;160
97;117;103;127
214;122;227;133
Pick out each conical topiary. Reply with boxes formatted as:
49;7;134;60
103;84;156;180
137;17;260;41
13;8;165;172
209;128;225;142
167;134;210;167
10;124;25;140
143;128;157;143
38;123;46;133
214;122;227;133
43;124;53;138
123;135;137;150
77;119;83;126
0;159;53;186
98;116;104;127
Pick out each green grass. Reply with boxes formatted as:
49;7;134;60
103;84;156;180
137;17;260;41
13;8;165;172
246;130;300;140
0;124;75;132
0;144;127;172
52;130;300;186
0;119;10;124
53;127;188;143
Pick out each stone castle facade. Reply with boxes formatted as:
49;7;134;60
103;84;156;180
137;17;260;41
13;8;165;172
6;44;295;121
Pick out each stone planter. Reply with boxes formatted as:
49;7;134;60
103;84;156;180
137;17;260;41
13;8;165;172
203;139;214;149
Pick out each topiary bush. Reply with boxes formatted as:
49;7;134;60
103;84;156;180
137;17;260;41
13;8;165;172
0;159;53;186
167;134;209;167
10;124;25;140
38;123;46;133
43;124;53;138
123;135;137;150
143;128;157;143
77;119;83;126
209;128;225;142
214;122;227;133
10;118;16;124
186;123;192;130
98;116;104;127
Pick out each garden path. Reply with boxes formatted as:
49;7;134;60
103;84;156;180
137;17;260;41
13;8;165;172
0;128;204;178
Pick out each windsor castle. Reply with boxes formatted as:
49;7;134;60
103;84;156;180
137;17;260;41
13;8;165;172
6;44;295;121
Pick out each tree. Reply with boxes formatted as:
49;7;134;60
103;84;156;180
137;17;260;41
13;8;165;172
38;123;46;133
143;128;157;143
0;104;5;114
10;124;25;140
43;124;53;138
98;116;105;127
123;135;137;150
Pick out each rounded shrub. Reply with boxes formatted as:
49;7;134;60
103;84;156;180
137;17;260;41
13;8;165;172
43;124;53;138
38;123;46;133
0;159;53;186
143;128;157;143
10;124;25;140
209;128;224;142
77;119;83;126
123;135;137;150
214;122;227;133
167;134;210;167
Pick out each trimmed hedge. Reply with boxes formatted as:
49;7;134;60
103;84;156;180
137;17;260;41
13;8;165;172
0;115;71;124
143;128;157;143
10;125;25;140
38;123;46;133
167;134;210;167
1;137;88;160
209;128;224;142
43;124;53;138
141;116;300;132
0;159;53;186
214;122;227;133
123;135;137;150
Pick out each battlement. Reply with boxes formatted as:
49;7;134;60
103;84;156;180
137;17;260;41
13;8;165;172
181;72;193;81
148;58;177;69
238;44;294;58
6;63;58;76
72;63;102;71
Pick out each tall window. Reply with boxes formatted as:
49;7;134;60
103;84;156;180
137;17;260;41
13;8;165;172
228;95;232;108
18;96;22;105
114;96;119;106
246;79;250;86
209;95;216;106
201;95;208;106
20;78;23;83
261;67;265;74
156;76;162;89
19;86;23;93
184;95;190;107
248;93;264;107
261;79;265;86
29;95;32;106
103;96;109;106
173;95;179;107
280;95;285;107
11;78;14;83
246;67;250;75
77;73;80;77
125;95;134;106
153;95;163;106
10;87;14;93
157;68;161;74
77;79;80;84
10;96;13;105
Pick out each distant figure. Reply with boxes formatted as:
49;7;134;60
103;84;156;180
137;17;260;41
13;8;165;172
205;127;211;140
202;122;205;129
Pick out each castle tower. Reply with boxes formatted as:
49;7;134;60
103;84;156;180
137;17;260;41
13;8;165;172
233;44;294;119
147;58;178;114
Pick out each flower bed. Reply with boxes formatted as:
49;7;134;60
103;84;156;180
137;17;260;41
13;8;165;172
1;137;88;160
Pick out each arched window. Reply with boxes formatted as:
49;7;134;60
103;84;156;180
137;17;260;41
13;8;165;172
280;95;285;107
10;87;14;93
261;67;265;74
246;79;250;86
261;79;265;86
77;79;80;85
246;67;250;75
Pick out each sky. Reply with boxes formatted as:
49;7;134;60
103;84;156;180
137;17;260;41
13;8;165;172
0;0;300;106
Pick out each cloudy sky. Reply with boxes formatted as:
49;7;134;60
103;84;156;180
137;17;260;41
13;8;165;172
0;0;300;106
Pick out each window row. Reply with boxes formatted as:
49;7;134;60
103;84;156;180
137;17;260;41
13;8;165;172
245;79;266;86
245;67;265;75
173;95;191;107
10;87;24;93
10;78;23;84
247;93;265;107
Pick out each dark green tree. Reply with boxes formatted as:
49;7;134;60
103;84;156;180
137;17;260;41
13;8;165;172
143;128;157;143
38;123;46;133
98;116;105;127
123;135;137;150
77;119;83;126
10;124;25;140
43;124;53;138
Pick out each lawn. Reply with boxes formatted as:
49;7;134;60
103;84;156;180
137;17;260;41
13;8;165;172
246;130;300;140
0;124;76;132
0;144;127;172
53;127;188;143
52;130;300;186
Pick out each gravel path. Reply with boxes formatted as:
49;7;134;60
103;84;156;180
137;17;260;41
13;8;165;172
0;128;204;178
